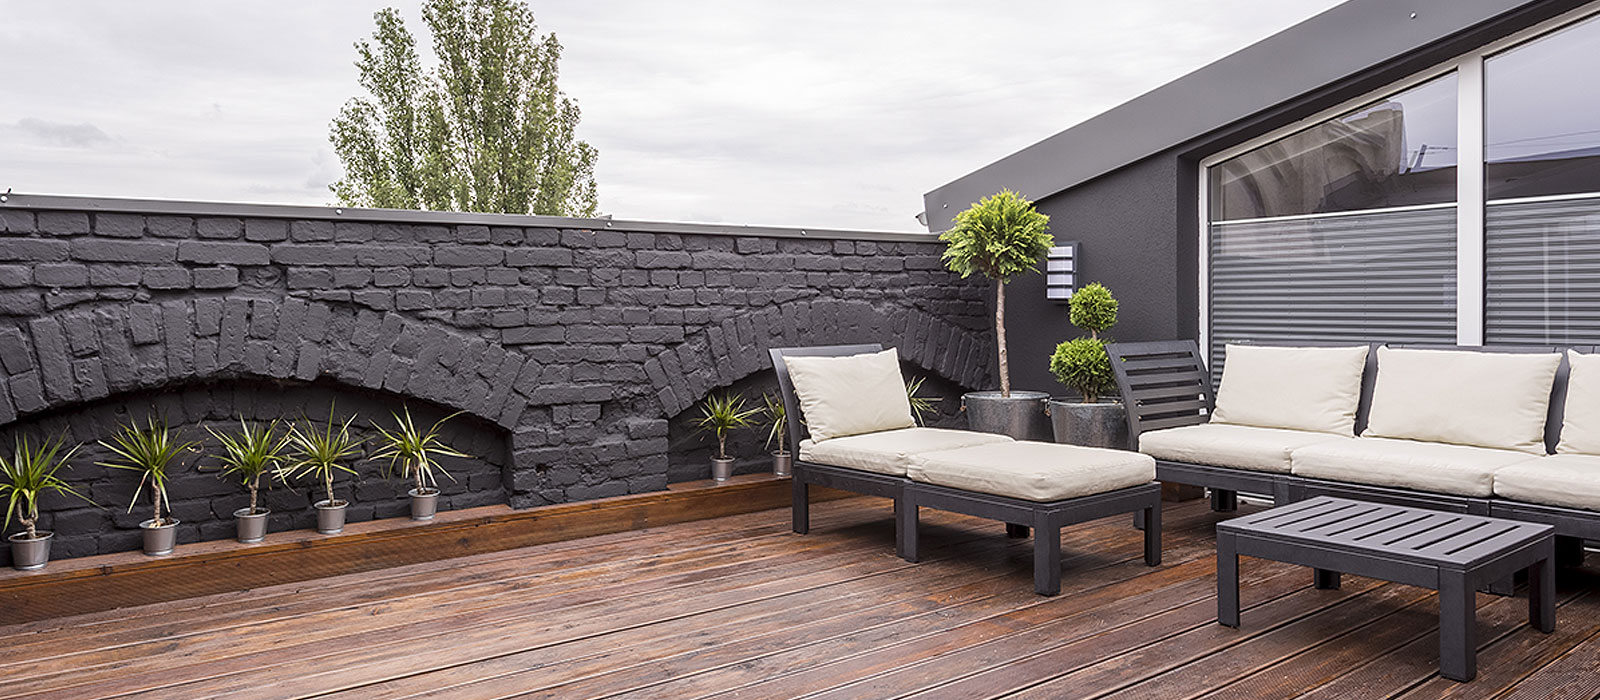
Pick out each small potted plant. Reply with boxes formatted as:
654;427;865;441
284;412;363;534
207;419;288;544
941;189;1055;439
1048;282;1128;449
1;435;93;570
696;392;759;483
372;407;470;521
99;416;198;556
761;393;791;478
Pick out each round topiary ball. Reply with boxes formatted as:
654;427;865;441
1069;282;1118;336
1050;337;1115;404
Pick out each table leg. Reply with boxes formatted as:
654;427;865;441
1531;543;1555;633
1313;568;1341;590
792;480;809;534
1143;500;1162;567
1217;532;1239;627
1438;570;1476;682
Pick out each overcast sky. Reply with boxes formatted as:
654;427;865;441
1;0;1344;232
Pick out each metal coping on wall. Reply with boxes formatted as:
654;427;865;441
0;192;939;244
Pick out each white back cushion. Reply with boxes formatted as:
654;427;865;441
783;348;916;442
1210;344;1369;436
1557;350;1600;455
1363;347;1560;454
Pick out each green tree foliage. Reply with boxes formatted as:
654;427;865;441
1050;283;1121;403
329;0;598;216
1068;282;1118;339
941;190;1053;396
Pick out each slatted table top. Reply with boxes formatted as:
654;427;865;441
1217;496;1554;569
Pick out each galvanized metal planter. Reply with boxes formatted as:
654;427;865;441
962;391;1051;441
9;531;52;571
315;500;348;534
1047;399;1130;450
771;452;793;478
233;508;270;544
140;519;179;556
711;457;734;483
410;488;439;521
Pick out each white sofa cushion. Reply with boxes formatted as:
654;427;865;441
1494;454;1600;511
1211;344;1369;436
783;349;916;442
1290;437;1541;497
1138;423;1348;474
1557;350;1600;455
908;442;1154;502
798;427;1012;477
1363;347;1560;455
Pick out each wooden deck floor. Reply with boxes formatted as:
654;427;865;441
2;497;1597;699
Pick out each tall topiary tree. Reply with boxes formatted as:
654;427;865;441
1050;282;1120;403
329;0;599;216
941;190;1054;397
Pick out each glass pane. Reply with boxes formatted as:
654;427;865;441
1485;198;1600;345
1486;13;1600;201
1211;74;1458;221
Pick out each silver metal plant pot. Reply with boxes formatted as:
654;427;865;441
234;508;270;544
409;488;440;521
9;531;52;571
1048;399;1130;450
771;452;793;478
315;500;348;534
140;519;179;556
963;391;1052;441
711;457;734;483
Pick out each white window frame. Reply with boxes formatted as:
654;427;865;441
1197;1;1600;354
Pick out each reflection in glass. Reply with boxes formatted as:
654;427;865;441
1486;13;1600;201
1210;74;1458;221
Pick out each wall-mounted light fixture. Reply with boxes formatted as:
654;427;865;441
1045;242;1078;303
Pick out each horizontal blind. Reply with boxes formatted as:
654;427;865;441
1209;206;1458;378
1485;195;1600;345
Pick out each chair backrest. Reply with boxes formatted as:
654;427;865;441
1389;343;1572;454
769;344;883;451
1105;340;1214;450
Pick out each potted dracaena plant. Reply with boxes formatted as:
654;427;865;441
1;435;94;570
372;407;470;522
99;416;199;556
1048;282;1129;449
941;189;1055;439
761;393;791;478
906;376;939;426
696;392;760;483
207;419;289;543
284;410;363;535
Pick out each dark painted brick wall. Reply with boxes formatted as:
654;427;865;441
0;202;991;564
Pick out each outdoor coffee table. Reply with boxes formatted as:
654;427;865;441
1216;496;1555;682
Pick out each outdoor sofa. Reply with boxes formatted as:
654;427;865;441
1106;340;1600;566
770;344;1161;595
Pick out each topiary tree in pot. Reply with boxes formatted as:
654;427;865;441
1047;282;1129;449
941;189;1055;439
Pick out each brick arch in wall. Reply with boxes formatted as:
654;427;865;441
643;298;994;417
0;296;541;433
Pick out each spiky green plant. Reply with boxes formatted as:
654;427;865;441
372;407;469;494
98;417;199;528
941;189;1053;397
207;420;290;516
0;435;92;540
761;393;788;455
695;393;760;460
284;413;363;507
906;376;940;427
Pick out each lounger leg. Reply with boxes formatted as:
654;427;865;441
1556;536;1586;568
1314;568;1341;590
1531;541;1555;633
1143;500;1161;566
1033;514;1061;596
899;494;919;563
1133;509;1146;531
1210;489;1238;513
792;479;809;535
1006;523;1030;538
1438;570;1476;682
1217;531;1239;628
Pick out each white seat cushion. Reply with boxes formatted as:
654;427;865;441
908;442;1155;502
1557;350;1600;455
1291;437;1541;497
783;349;916;442
798;427;1013;477
1138;423;1348;474
1494;454;1600;511
1363;347;1560;455
1211;344;1369;436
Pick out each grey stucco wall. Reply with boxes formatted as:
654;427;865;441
0;199;992;564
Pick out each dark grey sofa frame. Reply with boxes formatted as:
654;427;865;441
1106;339;1597;565
771;344;1162;595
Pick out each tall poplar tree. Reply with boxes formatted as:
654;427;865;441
329;0;598;216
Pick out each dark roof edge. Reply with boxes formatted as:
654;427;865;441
0;192;939;243
921;0;1561;231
